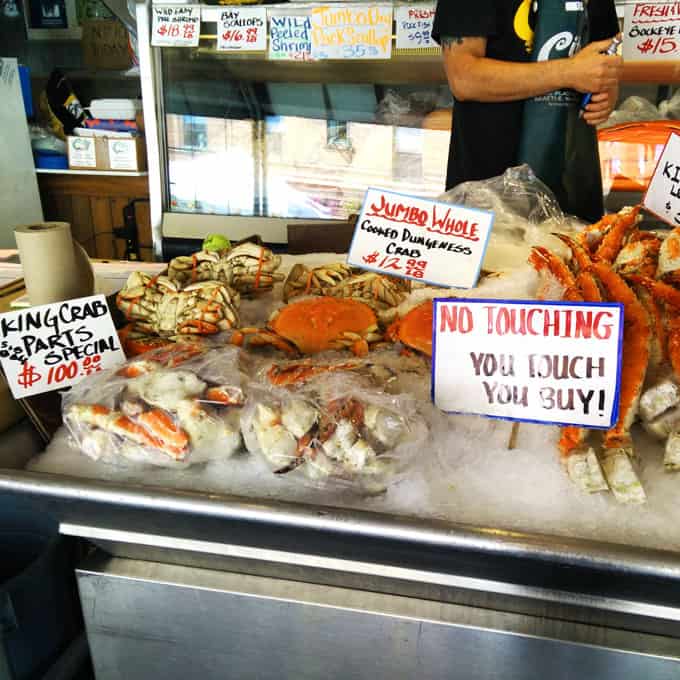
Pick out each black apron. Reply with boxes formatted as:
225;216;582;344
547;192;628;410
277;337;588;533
517;0;605;222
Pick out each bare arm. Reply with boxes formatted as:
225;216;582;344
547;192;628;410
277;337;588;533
442;36;622;103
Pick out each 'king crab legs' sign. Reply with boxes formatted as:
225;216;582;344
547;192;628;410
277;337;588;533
347;187;494;289
432;299;624;428
644;131;680;228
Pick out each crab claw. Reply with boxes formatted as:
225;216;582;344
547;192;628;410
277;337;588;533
204;386;245;406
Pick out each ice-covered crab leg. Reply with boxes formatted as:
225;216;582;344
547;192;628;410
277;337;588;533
588;262;650;503
528;246;609;493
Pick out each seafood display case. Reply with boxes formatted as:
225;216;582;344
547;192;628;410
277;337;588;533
2;1;680;678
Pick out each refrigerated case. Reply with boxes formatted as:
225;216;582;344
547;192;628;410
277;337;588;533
137;1;454;257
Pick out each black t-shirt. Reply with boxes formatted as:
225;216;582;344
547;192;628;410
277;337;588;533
432;0;619;191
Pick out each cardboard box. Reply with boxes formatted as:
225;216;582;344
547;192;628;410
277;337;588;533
67;135;147;172
81;19;133;71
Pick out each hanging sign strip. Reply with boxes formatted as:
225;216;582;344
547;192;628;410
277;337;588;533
347;188;494;288
151;5;200;47
432;299;624;428
395;4;436;50
269;15;312;60
643;131;680;227
310;5;392;60
622;2;680;61
0;295;126;399
217;6;267;52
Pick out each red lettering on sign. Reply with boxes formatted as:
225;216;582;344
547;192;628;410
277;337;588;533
366;194;428;227
430;206;480;241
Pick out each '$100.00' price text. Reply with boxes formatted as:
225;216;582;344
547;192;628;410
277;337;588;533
17;355;102;390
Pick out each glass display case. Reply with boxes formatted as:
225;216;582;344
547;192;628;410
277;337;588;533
136;1;454;255
136;0;678;258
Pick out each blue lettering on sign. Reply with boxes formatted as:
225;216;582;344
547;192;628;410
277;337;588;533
270;15;312;58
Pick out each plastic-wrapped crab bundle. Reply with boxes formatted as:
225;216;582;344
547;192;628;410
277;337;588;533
240;359;428;493
63;344;246;468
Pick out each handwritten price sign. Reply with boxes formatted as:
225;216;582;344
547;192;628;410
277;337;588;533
310;5;392;60
151;5;200;47
432;299;624;428
347;188;494;288
623;2;680;61
643;132;680;227
217;7;267;51
269;15;312;60
395;5;436;50
0;295;125;399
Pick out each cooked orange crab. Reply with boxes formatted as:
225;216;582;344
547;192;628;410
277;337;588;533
385;300;434;357
232;297;381;357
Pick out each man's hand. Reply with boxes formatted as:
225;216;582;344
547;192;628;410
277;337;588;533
582;86;618;126
567;38;623;94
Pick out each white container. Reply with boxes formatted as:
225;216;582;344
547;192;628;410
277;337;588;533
88;99;141;121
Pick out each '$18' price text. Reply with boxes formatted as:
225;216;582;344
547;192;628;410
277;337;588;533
17;355;102;390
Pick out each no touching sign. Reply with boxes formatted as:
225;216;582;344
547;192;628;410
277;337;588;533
432;299;624;428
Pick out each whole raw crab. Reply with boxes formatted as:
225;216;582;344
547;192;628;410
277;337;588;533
283;263;410;318
168;242;284;295
232;296;382;357
117;272;240;337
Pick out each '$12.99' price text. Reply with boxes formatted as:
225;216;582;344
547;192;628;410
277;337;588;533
362;252;428;278
16;355;103;390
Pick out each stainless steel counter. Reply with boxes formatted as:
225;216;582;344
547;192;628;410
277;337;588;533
2;420;680;678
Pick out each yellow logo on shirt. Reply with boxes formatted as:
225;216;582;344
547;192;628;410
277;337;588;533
513;0;535;52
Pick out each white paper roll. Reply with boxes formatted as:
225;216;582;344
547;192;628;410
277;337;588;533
14;222;95;306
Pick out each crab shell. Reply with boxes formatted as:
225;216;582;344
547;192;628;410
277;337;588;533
269;297;379;356
386;300;433;357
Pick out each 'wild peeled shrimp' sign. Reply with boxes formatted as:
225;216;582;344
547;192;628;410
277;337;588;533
432;299;624;428
347;188;494;288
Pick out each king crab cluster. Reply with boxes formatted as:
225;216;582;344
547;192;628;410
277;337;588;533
530;206;680;503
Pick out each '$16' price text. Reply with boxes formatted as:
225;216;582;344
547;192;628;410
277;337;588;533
17;355;102;390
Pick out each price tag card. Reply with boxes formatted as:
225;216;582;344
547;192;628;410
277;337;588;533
310;5;392;60
217;7;267;52
623;2;680;61
269;15;312;60
151;5;200;47
432;299;624;428
395;5;436;50
347;188;494;288
643;132;680;227
0;295;126;399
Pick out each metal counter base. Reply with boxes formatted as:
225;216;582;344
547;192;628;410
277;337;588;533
78;553;680;680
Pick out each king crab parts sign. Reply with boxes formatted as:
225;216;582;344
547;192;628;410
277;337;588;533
643;132;680;227
347;188;494;288
432;299;624;428
0;295;126;399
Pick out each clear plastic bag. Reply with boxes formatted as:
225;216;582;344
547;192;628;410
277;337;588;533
438;164;580;271
600;96;661;129
659;90;680;120
240;359;428;493
63;344;246;468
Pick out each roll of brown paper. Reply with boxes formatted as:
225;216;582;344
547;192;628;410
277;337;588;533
14;222;95;305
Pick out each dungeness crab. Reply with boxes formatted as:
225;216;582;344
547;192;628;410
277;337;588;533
283;263;411;318
385;300;434;357
168;242;284;295
116;272;240;337
231;297;382;357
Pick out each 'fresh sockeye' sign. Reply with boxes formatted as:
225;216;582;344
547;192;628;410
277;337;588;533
347;188;494;288
432;299;624;428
